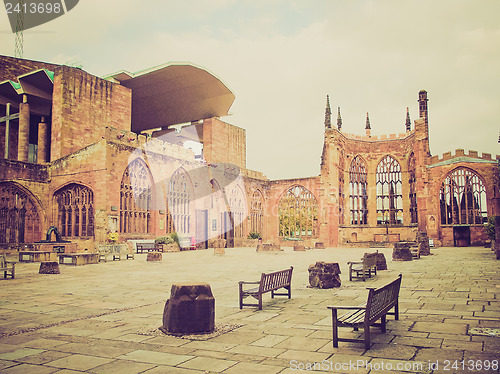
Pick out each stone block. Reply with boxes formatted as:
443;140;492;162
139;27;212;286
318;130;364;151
293;243;305;251
147;252;162;261
376;252;388;270
213;247;225;255
416;231;431;256
308;262;341;289
39;261;60;274
393;242;413;261
160;284;215;335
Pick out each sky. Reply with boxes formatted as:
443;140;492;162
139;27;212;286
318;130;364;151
1;0;499;180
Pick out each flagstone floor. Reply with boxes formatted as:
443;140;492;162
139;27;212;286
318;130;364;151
0;245;498;373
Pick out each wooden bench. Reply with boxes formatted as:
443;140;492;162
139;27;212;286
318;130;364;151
348;251;378;281
136;243;156;253
1;254;15;279
327;274;402;350
239;267;293;310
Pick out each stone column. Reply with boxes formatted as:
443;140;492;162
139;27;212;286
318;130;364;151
17;97;30;162
37;117;48;163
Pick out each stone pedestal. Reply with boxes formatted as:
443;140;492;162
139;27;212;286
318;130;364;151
293;243;306;251
213;247;225;255
315;242;325;249
39;261;60;274
308;262;341;288
160;284;215;335
393;242;413;261
147;252;162;261
256;243;282;252
375;252;388;270
416;231;431;256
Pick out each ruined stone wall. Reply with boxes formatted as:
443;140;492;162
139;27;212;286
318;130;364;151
202;118;246;171
425;152;499;246
51;66;131;161
322;127;418;244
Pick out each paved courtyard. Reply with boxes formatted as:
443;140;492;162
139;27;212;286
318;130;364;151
0;245;498;373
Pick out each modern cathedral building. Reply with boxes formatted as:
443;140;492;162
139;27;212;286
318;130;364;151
1;55;498;252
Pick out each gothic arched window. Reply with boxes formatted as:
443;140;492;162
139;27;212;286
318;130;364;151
338;151;345;225
54;184;94;237
440;168;487;225
278;186;318;238
250;190;264;235
408;153;418;224
349;156;368;225
167;168;193;235
120;159;153;234
376;156;403;225
228;185;246;238
0;183;41;243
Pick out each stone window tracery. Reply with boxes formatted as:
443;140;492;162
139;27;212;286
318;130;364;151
338;152;345;225
0;183;41;243
167;168;192;235
120;159;152;234
376;155;403;225
250;190;264;235
278;185;318;238
440;168;487;225
408;153;418;224
349;156;368;225
54;183;94;237
228;185;246;238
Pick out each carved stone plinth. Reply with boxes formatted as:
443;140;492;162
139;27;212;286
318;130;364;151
308;262;341;289
160;284;215;335
256;243;282;252
147;252;162;261
39;261;60;274
375;252;388;270
315;242;325;249
416;231;431;256
393;242;413;261
293;243;305;251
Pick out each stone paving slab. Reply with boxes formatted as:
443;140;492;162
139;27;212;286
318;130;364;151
0;246;498;373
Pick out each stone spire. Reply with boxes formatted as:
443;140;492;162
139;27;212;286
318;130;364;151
365;112;371;137
324;95;332;128
405;107;411;132
337;107;342;130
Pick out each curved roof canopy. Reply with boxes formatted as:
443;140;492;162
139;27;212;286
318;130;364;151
105;63;235;132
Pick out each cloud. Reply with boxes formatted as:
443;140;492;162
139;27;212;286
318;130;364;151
1;0;498;179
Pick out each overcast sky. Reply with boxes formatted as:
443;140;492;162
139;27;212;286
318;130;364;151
1;0;499;180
